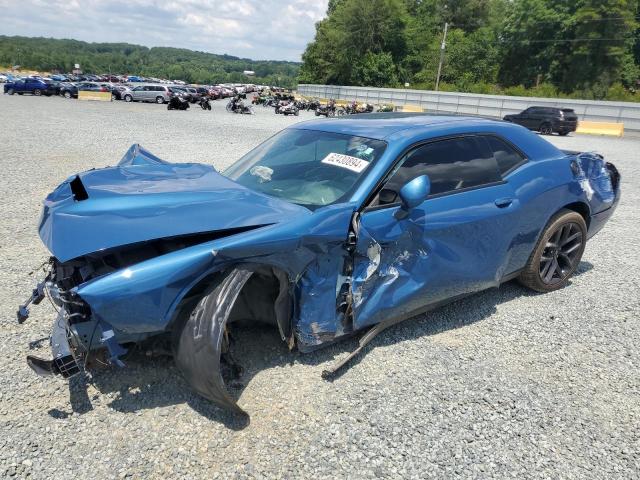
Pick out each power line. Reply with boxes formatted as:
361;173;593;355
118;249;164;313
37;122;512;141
522;37;637;43
504;15;640;26
495;37;637;46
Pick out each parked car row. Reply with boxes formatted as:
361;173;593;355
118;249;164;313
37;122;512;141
3;75;282;108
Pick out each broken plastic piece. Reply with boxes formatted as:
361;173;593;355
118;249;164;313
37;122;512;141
16;280;46;324
322;319;390;378
99;323;127;367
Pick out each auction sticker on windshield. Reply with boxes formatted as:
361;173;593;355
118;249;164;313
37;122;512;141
321;153;370;173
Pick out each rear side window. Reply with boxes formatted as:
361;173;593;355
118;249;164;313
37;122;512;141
377;136;501;204
484;136;526;176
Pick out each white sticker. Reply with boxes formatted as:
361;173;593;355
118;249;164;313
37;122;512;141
321;153;370;173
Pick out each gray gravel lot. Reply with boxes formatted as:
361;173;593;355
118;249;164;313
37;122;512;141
0;93;638;479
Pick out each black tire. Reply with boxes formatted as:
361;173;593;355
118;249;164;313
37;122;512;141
112;93;117;101
539;122;553;135
7;88;14;95
174;268;253;414
124;94;133;102
63;90;72;99
315;110;320;116
519;209;587;292
558;131;570;136
33;89;42;96
156;96;164;104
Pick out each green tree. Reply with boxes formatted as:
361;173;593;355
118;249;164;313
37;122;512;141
497;0;569;88
560;0;637;96
0;36;301;87
352;52;398;86
299;0;408;85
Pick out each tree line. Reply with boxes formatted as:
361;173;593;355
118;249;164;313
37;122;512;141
299;0;640;101
0;36;300;88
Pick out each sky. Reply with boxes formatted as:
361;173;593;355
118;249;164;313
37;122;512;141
0;0;329;61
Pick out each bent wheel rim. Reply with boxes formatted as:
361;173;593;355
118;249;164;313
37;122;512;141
539;222;583;285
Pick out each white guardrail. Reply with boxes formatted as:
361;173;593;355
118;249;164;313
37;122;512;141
297;84;640;132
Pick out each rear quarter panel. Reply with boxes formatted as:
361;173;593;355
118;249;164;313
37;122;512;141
502;124;610;275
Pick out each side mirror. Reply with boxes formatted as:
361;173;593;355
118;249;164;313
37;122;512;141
394;175;431;220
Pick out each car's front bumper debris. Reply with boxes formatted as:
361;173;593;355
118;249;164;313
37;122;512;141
16;279;46;324
26;310;82;378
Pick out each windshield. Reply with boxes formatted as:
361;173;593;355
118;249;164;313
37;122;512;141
223;129;386;208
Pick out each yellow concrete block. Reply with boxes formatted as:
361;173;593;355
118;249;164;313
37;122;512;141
78;91;112;102
398;104;424;113
576;121;624;137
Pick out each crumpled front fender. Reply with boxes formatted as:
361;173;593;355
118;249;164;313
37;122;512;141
174;268;254;415
76;203;357;344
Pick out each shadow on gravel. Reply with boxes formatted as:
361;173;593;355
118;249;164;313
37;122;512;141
52;261;593;427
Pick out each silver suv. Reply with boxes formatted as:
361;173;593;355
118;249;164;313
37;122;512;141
123;84;171;104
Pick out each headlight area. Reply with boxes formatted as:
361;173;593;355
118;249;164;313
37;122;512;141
22;257;128;378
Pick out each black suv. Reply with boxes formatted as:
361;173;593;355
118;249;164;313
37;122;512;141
503;106;578;136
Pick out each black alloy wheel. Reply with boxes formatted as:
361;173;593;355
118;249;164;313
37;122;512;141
519;209;587;292
539;222;583;286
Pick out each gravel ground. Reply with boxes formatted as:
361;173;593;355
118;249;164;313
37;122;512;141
0;93;638;479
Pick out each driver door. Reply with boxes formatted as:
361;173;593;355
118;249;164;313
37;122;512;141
351;135;521;330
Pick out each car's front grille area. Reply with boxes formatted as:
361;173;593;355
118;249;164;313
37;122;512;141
53;354;81;378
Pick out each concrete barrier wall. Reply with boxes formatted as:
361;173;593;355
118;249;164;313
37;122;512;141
78;91;112;102
298;84;640;132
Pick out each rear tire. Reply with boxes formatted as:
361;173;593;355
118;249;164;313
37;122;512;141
539;122;553;135
518;209;587;292
7;88;14;95
156;96;164;104
559;131;570;136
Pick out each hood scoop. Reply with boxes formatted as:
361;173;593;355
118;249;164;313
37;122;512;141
69;176;89;201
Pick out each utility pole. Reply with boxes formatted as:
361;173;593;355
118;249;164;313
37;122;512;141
435;22;448;92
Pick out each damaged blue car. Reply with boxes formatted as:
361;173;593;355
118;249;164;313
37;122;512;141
19;114;620;415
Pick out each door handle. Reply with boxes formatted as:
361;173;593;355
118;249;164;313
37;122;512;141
494;197;514;208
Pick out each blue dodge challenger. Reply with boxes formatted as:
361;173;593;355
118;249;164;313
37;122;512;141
20;114;620;414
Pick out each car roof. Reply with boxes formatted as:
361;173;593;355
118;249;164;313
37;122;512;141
291;113;512;140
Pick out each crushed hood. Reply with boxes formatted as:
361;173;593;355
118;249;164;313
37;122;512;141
39;144;310;262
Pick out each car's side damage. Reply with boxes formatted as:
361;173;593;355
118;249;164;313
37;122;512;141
19;119;621;416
